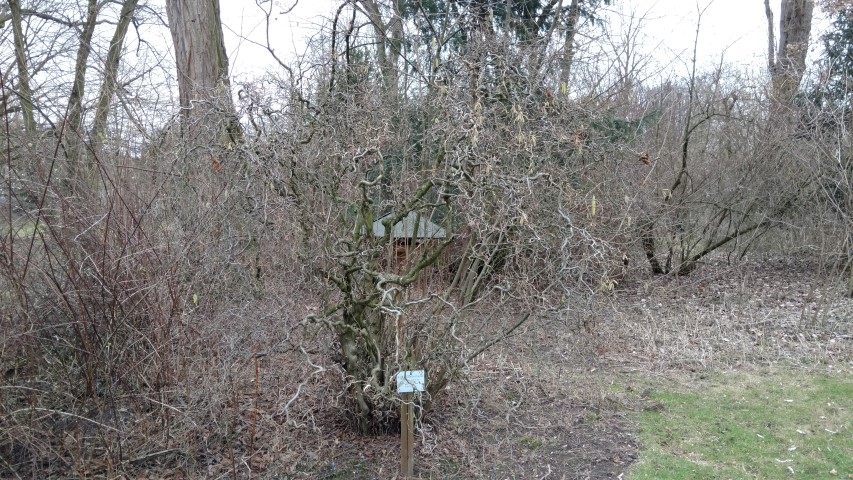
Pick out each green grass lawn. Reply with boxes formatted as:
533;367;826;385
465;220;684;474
628;368;852;479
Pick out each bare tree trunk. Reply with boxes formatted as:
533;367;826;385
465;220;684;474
558;0;580;91
765;0;814;104
388;0;403;92
166;0;241;147
360;0;402;95
166;0;259;285
7;0;35;135
64;0;100;192
639;217;664;275
765;0;776;74
91;0;139;152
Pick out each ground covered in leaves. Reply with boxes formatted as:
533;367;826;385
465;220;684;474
4;257;850;479
245;257;851;479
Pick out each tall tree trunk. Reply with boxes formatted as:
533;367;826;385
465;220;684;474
360;0;403;95
765;0;814;105
7;0;35;135
166;0;258;282
91;0;139;152
558;0;580;92
64;0;100;193
166;0;241;147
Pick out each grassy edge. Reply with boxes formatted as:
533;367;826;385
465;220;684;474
626;366;853;479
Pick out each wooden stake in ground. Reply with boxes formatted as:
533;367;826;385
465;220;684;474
401;392;414;477
396;370;425;478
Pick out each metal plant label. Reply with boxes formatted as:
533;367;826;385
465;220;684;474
396;370;425;393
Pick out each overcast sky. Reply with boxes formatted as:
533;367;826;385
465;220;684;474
216;0;828;80
219;1;333;79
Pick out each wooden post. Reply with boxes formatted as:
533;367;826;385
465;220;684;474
396;369;424;478
401;392;414;477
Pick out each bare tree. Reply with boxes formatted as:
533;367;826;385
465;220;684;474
613;5;807;275
359;0;404;94
90;0;140;151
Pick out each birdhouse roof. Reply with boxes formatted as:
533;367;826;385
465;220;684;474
372;211;446;239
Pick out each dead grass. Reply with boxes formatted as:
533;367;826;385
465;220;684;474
596;257;852;373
